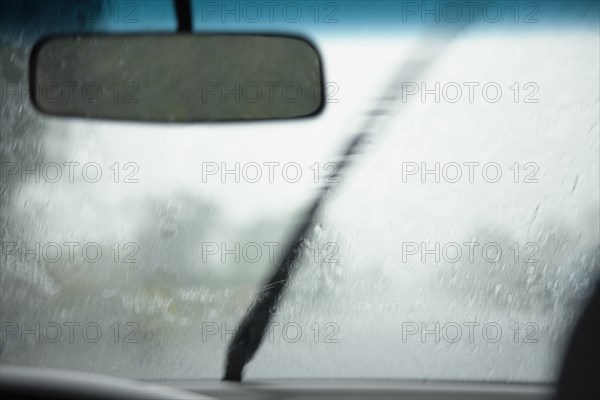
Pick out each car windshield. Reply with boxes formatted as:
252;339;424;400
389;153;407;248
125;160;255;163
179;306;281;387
1;0;599;383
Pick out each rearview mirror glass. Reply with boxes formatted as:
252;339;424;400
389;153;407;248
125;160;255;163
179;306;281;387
31;35;323;122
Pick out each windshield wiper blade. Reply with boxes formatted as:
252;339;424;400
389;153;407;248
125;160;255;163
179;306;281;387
223;135;363;382
222;27;467;382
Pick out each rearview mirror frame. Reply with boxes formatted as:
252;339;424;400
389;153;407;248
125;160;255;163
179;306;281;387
29;33;325;123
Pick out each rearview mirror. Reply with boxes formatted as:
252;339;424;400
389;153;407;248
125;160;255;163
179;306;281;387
31;35;324;122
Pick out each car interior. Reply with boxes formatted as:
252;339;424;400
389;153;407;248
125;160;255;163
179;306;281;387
1;0;599;398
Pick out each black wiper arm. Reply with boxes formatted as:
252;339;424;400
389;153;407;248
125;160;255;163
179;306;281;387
223;135;365;382
222;27;467;382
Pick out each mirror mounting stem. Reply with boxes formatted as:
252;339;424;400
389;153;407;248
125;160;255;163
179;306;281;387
175;0;192;33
